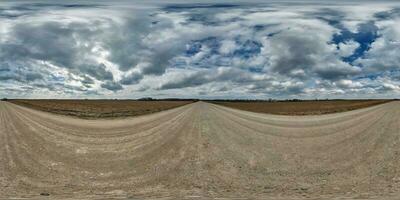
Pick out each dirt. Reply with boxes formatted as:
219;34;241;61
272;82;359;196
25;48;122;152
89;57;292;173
211;100;391;115
8;99;194;119
0;101;399;199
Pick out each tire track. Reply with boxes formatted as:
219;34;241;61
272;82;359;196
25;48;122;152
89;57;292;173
0;101;400;199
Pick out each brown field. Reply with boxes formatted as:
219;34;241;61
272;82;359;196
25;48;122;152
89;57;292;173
211;100;392;115
9;99;194;119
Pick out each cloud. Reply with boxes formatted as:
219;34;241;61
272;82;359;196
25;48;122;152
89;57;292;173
25;72;43;82
0;62;44;82
1;1;399;99
338;40;360;57
81;76;94;86
120;72;143;85
219;40;237;54
355;19;400;73
0;21;115;83
159;71;210;90
159;67;261;90
261;24;361;81
101;81;123;91
335;79;363;89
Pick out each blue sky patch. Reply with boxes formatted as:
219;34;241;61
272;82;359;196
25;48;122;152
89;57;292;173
233;40;262;59
332;22;379;63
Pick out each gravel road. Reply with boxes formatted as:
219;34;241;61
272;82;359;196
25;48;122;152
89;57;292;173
1;101;399;199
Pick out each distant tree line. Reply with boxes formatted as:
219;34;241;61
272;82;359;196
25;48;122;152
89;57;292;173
137;97;200;101
204;98;396;102
206;98;303;102
2;97;397;102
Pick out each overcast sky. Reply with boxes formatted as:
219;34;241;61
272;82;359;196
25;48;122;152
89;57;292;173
0;1;399;99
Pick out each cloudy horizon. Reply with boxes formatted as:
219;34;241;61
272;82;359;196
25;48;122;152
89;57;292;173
1;0;400;99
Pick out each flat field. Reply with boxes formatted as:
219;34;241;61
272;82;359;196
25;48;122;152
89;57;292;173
9;99;194;119
211;100;391;115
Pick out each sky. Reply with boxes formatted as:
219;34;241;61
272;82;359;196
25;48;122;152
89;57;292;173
0;1;399;99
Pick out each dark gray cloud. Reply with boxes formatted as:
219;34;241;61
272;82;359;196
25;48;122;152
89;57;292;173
165;4;239;10
25;72;43;81
268;33;320;77
120;72;143;85
102;17;148;72
81;76;94;86
78;64;114;81
374;7;400;20
0;19;117;96
0;63;45;83
0;21;115;82
0;2;102;20
101;81;123;91
159;68;269;91
265;29;361;81
102;14;181;76
160;71;211;90
1;22;78;66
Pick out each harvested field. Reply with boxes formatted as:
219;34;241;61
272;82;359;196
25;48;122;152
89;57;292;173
8;99;194;119
1;100;400;199
211;100;391;115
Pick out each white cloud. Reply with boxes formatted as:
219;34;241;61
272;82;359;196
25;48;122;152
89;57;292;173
338;40;360;57
219;40;236;55
1;1;400;99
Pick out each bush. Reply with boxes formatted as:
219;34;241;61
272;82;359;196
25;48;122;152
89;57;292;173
1;98;8;101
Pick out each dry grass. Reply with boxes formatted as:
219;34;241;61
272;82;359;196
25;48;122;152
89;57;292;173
211;100;392;115
9;99;194;119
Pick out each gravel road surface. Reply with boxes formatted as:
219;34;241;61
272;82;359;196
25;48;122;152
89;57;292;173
1;101;399;199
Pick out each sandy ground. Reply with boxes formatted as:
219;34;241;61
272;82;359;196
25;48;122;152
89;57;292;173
0;101;400;199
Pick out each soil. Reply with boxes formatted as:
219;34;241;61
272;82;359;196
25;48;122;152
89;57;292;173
1;101;399;199
211;100;391;115
9;99;193;119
